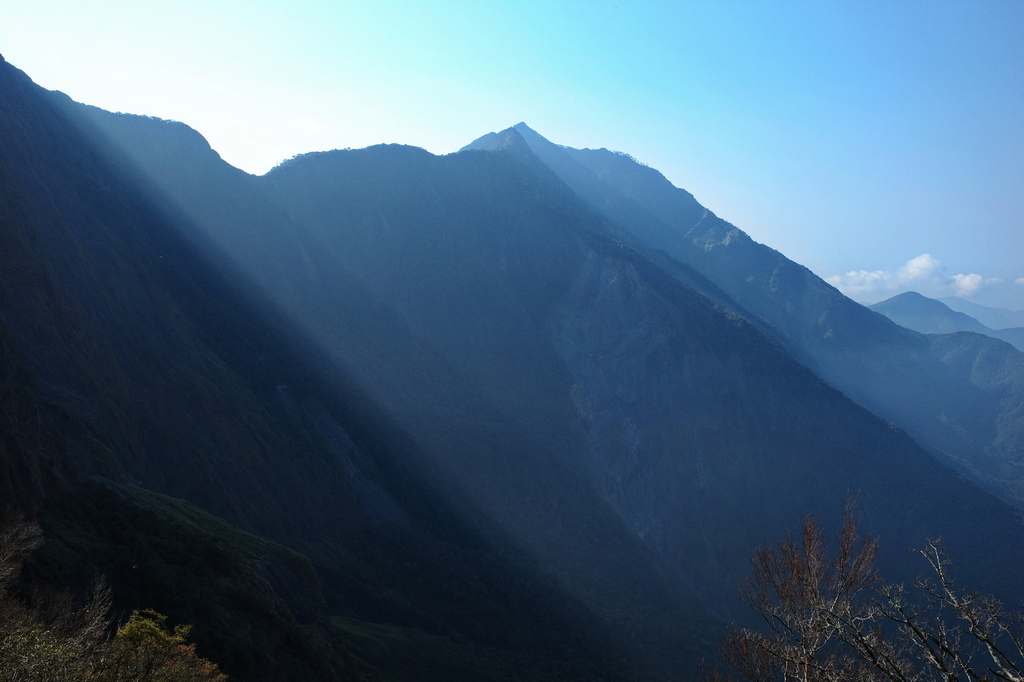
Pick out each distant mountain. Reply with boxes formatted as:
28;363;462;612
4;56;1024;682
871;291;1024;351
870;291;993;334
465;123;1024;509
940;296;1024;330
992;327;1024;351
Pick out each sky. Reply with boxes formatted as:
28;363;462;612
2;0;1022;309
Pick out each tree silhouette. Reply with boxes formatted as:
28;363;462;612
707;502;1024;681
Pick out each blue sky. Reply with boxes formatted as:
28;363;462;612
2;0;1022;308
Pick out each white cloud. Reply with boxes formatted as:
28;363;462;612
899;253;943;281
951;273;984;297
826;254;991;303
1016;278;1024;286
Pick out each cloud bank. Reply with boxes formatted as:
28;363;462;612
826;254;996;303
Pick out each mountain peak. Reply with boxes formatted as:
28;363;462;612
509;121;556;147
461;124;535;156
870;291;992;335
511;121;540;137
887;290;930;303
877;290;953;312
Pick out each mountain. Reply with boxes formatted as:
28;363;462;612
0;57;661;681
940;296;1024;330
870;291;995;334
465;123;1024;509
871;291;1024;351
0;55;366;680
4;56;1024;681
73;102;1024;604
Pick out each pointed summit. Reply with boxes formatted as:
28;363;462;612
510;121;548;142
466;122;563;157
461;123;536;156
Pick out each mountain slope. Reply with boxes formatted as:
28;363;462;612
79;99;1024;618
1;57;659;681
67;111;727;673
0;55;365;680
466;123;1024;508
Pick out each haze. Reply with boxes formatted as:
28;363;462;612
2;0;1021;307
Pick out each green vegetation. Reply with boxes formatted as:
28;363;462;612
95;610;227;682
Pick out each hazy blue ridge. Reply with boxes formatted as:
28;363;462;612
940;296;1024;330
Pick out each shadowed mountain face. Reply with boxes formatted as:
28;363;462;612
5;57;1024;681
0;58;671;681
872;291;1024;352
465;123;1024;509
0;57;367;681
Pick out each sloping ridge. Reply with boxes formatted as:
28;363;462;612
941;296;1024;329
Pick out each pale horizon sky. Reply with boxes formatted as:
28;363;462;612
2;0;1022;308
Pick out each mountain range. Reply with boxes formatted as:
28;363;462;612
2;55;1023;681
941;296;1024;330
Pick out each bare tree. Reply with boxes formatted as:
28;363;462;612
0;512;42;594
708;503;1024;682
0;512;111;681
